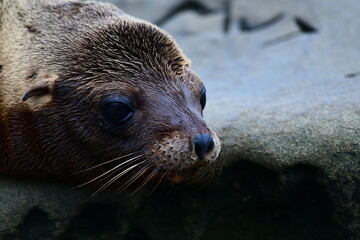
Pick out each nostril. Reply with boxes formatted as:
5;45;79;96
192;133;214;160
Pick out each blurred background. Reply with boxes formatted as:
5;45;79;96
1;0;360;239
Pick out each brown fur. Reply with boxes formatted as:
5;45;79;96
0;0;220;190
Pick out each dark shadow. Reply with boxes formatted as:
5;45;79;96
197;161;335;240
294;17;317;33
223;0;232;33
345;72;360;78
155;1;216;26
61;203;124;240
3;207;56;240
124;228;151;240
239;13;285;32
263;16;318;47
53;161;335;240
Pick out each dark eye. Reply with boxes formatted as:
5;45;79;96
200;87;206;110
102;98;134;126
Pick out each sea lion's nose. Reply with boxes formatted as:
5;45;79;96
192;133;214;160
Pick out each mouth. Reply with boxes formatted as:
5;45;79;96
166;168;199;183
151;161;206;183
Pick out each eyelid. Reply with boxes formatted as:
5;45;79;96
103;96;133;109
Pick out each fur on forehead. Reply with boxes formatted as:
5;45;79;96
68;15;191;82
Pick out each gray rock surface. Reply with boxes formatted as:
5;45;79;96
1;0;360;239
159;0;360;238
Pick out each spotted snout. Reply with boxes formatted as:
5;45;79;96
151;129;221;171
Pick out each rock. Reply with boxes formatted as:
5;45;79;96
0;178;143;239
1;0;360;239
160;0;360;238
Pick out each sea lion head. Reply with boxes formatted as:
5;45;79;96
22;14;221;191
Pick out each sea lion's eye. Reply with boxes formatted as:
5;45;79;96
102;98;134;126
200;87;206;110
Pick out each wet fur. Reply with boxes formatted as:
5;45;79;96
0;0;220;190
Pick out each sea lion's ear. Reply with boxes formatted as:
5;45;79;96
22;75;57;101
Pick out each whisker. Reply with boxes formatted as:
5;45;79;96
165;165;176;192
131;166;159;195
214;161;223;181
73;152;141;175
76;155;142;188
196;57;207;72
90;155;143;184
148;166;167;195
95;159;147;192
191;165;214;190
118;162;151;192
194;162;220;190
203;168;216;185
176;161;184;179
193;174;211;191
92;160;146;195
192;166;207;183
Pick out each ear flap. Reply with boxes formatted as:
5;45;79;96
22;75;57;101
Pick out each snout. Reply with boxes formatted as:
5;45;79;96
192;133;214;160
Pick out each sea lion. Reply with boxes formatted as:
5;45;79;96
0;0;221;191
